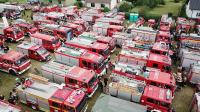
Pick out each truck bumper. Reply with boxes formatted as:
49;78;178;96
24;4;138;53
15;36;25;42
18;65;31;75
88;85;98;98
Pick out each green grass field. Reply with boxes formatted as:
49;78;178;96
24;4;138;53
131;0;185;17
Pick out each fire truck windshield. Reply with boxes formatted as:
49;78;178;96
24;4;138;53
102;48;110;56
15;56;28;66
88;76;97;87
65;95;87;112
52;39;59;44
37;47;48;55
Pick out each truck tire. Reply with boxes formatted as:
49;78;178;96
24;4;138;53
9;69;17;76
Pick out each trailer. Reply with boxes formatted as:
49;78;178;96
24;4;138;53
92;94;148;112
65;37;110;60
17;42;51;61
112;62;176;94
41;61;99;97
0;100;22;112
55;46;106;75
108;77;172;112
16;74;87;112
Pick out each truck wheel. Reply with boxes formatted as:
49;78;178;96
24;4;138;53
9;69;17;76
7;38;13;43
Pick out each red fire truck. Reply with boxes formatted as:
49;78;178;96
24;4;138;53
151;42;173;56
0;50;31;75
159;14;172;32
176;17;196;34
15;23;38;36
118;49;171;73
41;61;99;97
93;23;124;37
147;19;156;28
112;62;176;93
112;32;134;47
40;5;61;12
0;100;22;112
65;37;110;60
81;8;104;23
17;42;51;61
55;46;107;76
33;20;54;27
30;32;61;52
16;74;88;112
156;31;171;43
46;12;66;23
95;17;123;26
0;23;24;42
72;19;89;31
79;32;116;52
62;6;79;14
109;78;173;112
63;22;84;37
38;24;73;41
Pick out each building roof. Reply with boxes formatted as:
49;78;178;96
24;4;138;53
85;0;111;4
189;0;200;10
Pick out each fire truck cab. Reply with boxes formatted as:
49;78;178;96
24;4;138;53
17;42;51;61
0;50;31;75
65;37;110;60
118;49;171;73
38;24;73;41
16;74;87;112
156;31;171;43
148;19;156;28
151;42;173;56
141;85;172;112
112;62;176;93
79;32;116;52
46;12;66;23
41;61;99;97
55;46;107;76
63;22;84;37
30;32;61;52
15;23;38;36
93;23;124;37
0;23;24;42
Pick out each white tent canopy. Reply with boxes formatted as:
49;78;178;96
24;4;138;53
92;94;147;112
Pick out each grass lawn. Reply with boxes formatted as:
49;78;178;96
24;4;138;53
131;0;185;17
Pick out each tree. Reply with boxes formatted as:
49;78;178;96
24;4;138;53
119;2;132;12
74;1;83;9
103;7;110;12
147;0;158;8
